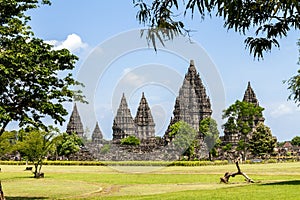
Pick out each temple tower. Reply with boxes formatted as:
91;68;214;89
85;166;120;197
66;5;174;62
243;81;259;106
134;92;156;139
243;81;265;125
66;103;84;138
112;93;137;141
223;81;264;145
92;122;103;144
164;60;212;140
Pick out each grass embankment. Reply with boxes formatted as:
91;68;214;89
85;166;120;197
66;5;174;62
1;162;300;199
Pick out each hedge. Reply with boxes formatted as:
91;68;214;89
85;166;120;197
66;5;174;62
0;159;298;167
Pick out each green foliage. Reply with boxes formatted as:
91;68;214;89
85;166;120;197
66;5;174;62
199;117;220;160
222;143;232;152
121;135;140;146
199;117;219;147
16;127;58;177
249;123;277;157
100;144;111;154
134;0;299;59
53;132;83;159
223;101;264;135
286;39;300;106
169;121;197;159
0;131;17;159
222;100;264;160
0;0;86;135
291;136;300;146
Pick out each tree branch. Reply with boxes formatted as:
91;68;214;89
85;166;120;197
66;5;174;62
220;159;254;184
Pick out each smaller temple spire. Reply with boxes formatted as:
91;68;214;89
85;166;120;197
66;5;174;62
92;122;103;144
134;92;155;139
112;93;136;141
243;81;259;106
66;103;84;138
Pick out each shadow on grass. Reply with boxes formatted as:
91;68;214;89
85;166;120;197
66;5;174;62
6;197;48;200
262;180;300;186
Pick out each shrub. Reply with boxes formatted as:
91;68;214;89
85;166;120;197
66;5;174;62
100;144;111;154
121;136;140;146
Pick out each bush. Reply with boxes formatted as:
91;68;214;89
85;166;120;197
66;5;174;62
121;136;140;146
100;144;111;154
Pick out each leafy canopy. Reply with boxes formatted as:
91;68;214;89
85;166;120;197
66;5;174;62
285;39;300;106
291;135;300;146
16;126;58;177
248;122;277;157
121;135;140;146
222;100;264;160
0;0;86;135
169;121;197;153
222;100;264;136
134;0;300;59
53;132;83;158
199;117;220;160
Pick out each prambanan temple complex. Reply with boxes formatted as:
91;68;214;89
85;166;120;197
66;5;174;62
66;60;265;161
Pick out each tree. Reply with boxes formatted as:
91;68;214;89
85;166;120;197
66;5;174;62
134;1;300;105
291;135;300;146
17;127;58;178
249;122;277;158
169;121;197;159
134;0;299;59
285;39;300;106
199;117;220;160
0;0;85;136
0;131;17;160
53;132;83;159
222;100;264;160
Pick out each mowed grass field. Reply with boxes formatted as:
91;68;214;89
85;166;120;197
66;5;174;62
1;162;300;199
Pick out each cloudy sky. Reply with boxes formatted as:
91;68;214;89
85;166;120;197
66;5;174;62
24;0;300;141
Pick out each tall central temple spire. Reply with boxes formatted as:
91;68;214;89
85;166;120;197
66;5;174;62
164;60;212;140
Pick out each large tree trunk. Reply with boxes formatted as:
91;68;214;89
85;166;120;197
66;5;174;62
0;181;5;200
220;159;254;183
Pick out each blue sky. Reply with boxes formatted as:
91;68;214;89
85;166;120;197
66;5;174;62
25;0;300;141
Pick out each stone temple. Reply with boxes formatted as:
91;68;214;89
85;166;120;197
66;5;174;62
65;60;267;160
222;81;265;145
164;60;212;142
112;92;155;142
66;104;84;138
65;60;213;160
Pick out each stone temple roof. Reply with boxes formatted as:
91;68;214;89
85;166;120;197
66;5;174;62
92;122;103;142
112;93;136;139
243;81;259;106
134;92;155;139
164;60;212;138
66;103;84;137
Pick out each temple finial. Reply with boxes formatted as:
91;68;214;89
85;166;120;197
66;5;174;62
190;60;195;66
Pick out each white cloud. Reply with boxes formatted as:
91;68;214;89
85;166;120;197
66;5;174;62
120;68;145;87
270;103;297;118
46;33;88;53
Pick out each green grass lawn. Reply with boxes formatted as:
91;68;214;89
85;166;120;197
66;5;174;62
1;162;300;199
